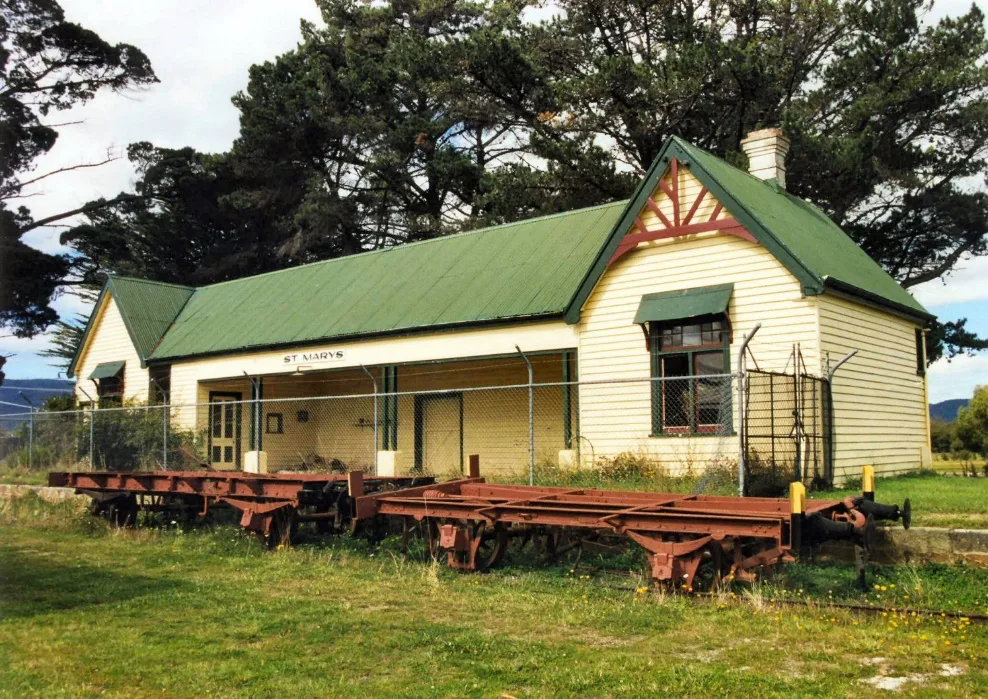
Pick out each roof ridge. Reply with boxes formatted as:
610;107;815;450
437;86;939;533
194;200;629;292
108;275;196;291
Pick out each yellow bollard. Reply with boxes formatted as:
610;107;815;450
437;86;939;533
862;465;875;502
789;481;806;514
790;481;806;555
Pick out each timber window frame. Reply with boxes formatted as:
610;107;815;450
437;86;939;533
149;364;171;404
265;413;284;434
915;328;926;377
648;315;731;436
95;373;124;407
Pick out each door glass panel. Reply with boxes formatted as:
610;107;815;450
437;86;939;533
209;396;238;469
421;396;460;471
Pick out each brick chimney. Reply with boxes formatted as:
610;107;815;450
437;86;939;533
740;128;790;189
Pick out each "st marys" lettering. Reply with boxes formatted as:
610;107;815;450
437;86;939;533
282;349;345;365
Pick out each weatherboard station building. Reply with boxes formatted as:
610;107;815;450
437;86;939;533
68;130;933;481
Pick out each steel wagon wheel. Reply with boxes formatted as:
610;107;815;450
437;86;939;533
472;521;508;572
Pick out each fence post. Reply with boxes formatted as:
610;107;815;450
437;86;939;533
162;400;168;470
359;365;379;474
515;346;534;485
151;378;169;470
90;404;95;471
78;385;96;471
27;409;34;470
737;323;762;497
826;349;858;485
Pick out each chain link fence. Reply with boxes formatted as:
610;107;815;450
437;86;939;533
742;370;833;494
1;373;745;493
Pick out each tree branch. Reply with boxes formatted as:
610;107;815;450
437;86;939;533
13;154;120;191
900;241;979;288
19;193;143;234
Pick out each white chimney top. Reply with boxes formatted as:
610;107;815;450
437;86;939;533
740;128;790;189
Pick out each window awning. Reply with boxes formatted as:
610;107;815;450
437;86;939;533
88;361;125;380
633;284;734;325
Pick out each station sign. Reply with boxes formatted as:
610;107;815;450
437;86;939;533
282;349;346;366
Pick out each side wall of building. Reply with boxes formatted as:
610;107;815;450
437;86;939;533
576;167;820;474
817;294;931;481
73;295;149;403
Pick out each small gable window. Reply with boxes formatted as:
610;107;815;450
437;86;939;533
88;361;125;407
634;285;733;436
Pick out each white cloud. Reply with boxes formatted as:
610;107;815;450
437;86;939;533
911;256;988;308
20;0;324;233
8;0;323;378
927;353;988;403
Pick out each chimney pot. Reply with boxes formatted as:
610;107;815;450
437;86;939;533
740;127;790;189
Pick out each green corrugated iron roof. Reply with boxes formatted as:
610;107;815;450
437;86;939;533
87;361;125;380
634;284;734;325
671;138;928;316
149;202;627;361
107;277;195;360
68;277;194;377
71;135;928;370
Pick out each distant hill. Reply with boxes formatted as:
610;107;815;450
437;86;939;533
0;378;73;416
929;398;970;422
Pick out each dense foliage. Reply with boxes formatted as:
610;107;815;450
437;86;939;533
931;385;988;456
6;0;988;366
0;0;157;337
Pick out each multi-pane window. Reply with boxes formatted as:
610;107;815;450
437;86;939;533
650;316;730;435
96;374;124;407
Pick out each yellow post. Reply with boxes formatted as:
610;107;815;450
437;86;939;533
862;465;875;502
789;481;806;556
789;481;806;514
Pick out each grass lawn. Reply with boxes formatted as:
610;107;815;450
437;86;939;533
1;495;987;697
0;466;48;486
818;472;988;529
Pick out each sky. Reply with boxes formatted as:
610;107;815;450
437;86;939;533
2;0;986;406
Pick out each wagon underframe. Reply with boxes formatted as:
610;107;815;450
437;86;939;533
50;456;909;589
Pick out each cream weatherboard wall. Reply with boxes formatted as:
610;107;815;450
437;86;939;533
73;295;149;404
175;355;568;475
818;294;930;480
163;321;577;474
165;319;576;409
576;167;820;472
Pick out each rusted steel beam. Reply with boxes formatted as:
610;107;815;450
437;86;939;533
350;456;879;587
353;477;482;520
49;470;429;502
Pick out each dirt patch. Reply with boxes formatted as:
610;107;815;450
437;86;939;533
859;662;967;692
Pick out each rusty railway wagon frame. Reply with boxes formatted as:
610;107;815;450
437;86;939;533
48;470;434;546
352;456;909;589
51;456;909;589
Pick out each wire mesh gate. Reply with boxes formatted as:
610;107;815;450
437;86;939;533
742;369;833;494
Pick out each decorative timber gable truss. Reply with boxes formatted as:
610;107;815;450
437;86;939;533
607;157;755;267
563;136;932;325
